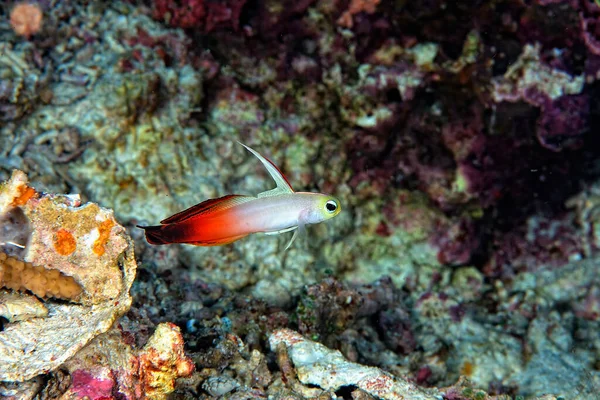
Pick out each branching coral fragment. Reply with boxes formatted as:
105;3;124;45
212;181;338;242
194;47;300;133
0;252;82;300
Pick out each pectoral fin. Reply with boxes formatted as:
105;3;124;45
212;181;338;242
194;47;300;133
264;226;297;235
283;224;305;251
238;142;295;197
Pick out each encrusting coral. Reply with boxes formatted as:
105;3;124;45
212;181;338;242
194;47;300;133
0;252;82;300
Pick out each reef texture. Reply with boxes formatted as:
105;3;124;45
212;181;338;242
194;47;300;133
58;323;194;400
269;328;440;400
1;0;600;398
0;170;136;382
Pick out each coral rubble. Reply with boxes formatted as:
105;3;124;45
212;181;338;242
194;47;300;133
270;328;439;400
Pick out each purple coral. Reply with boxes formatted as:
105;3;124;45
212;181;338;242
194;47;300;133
152;0;247;32
536;94;589;152
152;0;206;29
484;214;584;279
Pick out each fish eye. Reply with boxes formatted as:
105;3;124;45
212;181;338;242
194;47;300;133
325;200;338;213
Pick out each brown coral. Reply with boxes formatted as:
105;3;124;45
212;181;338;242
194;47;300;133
0;252;82;300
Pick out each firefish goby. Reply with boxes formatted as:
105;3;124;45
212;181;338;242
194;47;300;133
138;142;342;250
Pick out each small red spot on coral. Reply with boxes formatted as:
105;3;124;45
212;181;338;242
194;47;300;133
54;229;76;256
93;219;114;256
362;375;392;393
11;184;36;206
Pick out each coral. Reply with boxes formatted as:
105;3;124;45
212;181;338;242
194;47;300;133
152;0;206;29
0;252;83;300
294;277;416;355
202;375;240;397
535;94;589;152
491;44;584;103
152;0;247;32
484;214;584;279
567;180;600;256
61;323;194;400
0;291;47;323
0;44;49;122
0;170;137;382
9;2;43;39
337;0;382;28
138;323;195;397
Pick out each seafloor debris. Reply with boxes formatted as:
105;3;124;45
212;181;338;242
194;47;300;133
269;328;441;400
0;170;137;382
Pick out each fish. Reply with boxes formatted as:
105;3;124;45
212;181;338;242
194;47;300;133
138;142;342;249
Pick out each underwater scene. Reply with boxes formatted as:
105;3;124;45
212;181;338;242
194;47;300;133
0;0;599;399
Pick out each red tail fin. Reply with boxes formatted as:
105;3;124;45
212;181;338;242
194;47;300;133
137;224;249;246
137;225;171;245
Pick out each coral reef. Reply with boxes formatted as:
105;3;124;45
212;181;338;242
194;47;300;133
1;0;600;398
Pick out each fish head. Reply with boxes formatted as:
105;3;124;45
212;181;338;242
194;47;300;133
303;194;342;224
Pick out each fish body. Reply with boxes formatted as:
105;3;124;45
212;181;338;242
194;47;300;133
139;143;341;248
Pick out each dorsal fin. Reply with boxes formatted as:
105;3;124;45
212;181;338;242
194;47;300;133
160;194;254;224
238;142;294;197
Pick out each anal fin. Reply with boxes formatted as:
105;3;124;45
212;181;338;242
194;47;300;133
189;233;249;246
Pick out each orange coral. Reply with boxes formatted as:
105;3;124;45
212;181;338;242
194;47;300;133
93;219;114;256
10;2;43;39
55;229;77;256
11;184;36;206
337;0;381;28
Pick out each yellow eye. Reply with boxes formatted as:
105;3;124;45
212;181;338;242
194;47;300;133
325;200;338;214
